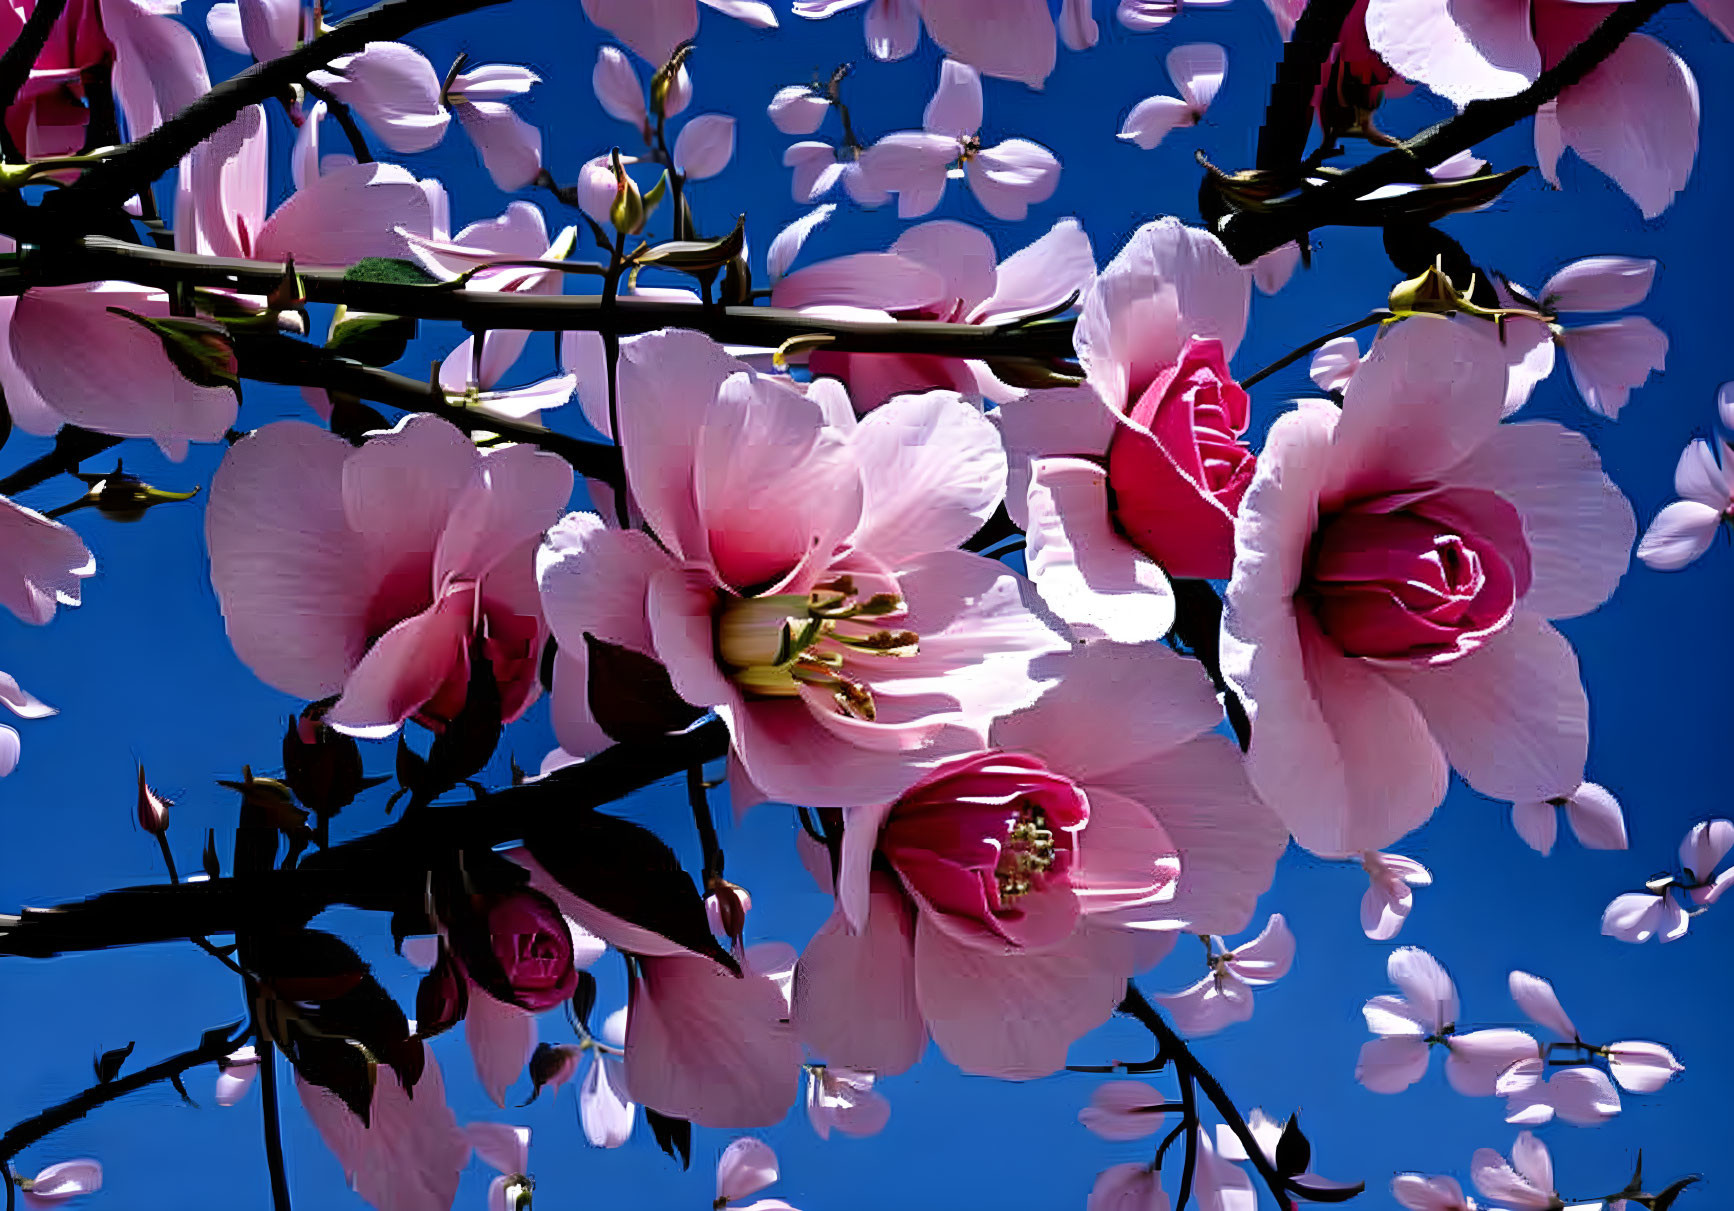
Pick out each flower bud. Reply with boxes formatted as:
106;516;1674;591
608;149;645;236
136;766;170;835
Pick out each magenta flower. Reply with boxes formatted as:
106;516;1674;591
794;640;1284;1078
858;60;1060;222
538;328;1067;809
997;219;1252;642
1222;316;1635;857
207;414;574;736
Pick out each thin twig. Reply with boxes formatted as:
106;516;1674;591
0;427;120;497
1241;311;1390;389
300;80;373;164
0;1025;245;1160
687;763;724;884
258;1041;292;1211
1175;1069;1200;1211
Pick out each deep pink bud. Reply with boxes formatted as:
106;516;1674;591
136;766;170;835
473;888;580;1011
1106;337;1255;580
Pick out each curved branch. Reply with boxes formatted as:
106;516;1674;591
0;239;1079;359
0;720;729;959
1217;0;1685;263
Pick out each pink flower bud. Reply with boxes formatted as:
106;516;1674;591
470;889;580;1011
136;766;170;835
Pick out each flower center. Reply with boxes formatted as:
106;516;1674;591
714;575;918;720
994;800;1058;903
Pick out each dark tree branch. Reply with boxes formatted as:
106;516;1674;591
1218;0;1684;263
1254;0;1357;172
41;0;507;222
0;720;729;959
258;1042;292;1211
0;1024;245;1161
0;239;1079;359
0;427;120;497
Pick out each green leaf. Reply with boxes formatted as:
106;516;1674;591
106;308;240;394
632;214;746;273
326;308;417;366
342;257;442;287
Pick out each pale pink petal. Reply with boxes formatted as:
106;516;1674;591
1558;317;1668;418
1309;336;1360;392
1471;1139;1552;1210
716;1137;779;1203
297;1047;469;1211
1021;457;1175;644
0;499;93;626
467;987;537;1107
1542;256;1656;313
698;0;778;27
1680;818;1734;879
1563;782;1627;849
991;383;1118;527
1079;1080;1168;1141
769;85;828;136
1553;33;1697;220
847;390;1005;564
1363;995;1429;1038
23;1162;102;1203
920;0;1057;86
323;584;474;735
805;1067;889;1139
1361;880;1409;941
1089;1164;1171;1211
465;1122;530;1176
1168;42;1225;112
1443;420;1635;618
625;952;801;1128
674;114;736;180
1601;891;1689;944
1673;438;1729;508
456;101;542;191
1364;0;1539;105
1156;971;1254;1036
1496;312;1557;416
1508;971;1577;1039
1445;1028;1541;1096
974;218;1095;325
215;1056;260;1106
914;916;1135;1077
1540;1067;1621;1125
10;285;236;459
254;162;436;267
1535;98;1564;184
594;46;646;125
315;42;448;154
1356;1036;1432;1093
1059;0;1099;47
794;880;926;1075
579;1053;635;1147
1252;242;1300;296
771;252;946;313
1637;500;1723;571
1090;735;1287;936
891;220;998;315
966;138;1060;222
1381;614;1587;804
107;0;211;141
1118;95;1192;151
859;131;958;218
1391;1174;1471;1211
1605;1040;1684;1093
1511;799;1559;855
1075;218;1249;411
766;204;836;281
207;3;249;53
580;0;696;65
538;512;673;657
784;142;846;203
1118;0;1178;29
1388;947;1457;1027
1226;914;1292;984
923;58;982;138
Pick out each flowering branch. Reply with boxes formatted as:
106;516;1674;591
0;1023;247;1161
1216;0;1685;262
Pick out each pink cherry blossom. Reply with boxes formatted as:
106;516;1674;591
1089;1164;1170;1211
1357;947;1540;1096
1221;315;1634;857
1365;0;1700;217
309;42;449;153
1601;889;1691;945
1499;971;1622;1126
1500;257;1668;420
1392;1173;1479;1211
794;639;1284;1078
1511;782;1627;855
447;63;544;190
996;219;1253;641
1119;43;1226;150
769;85;829;137
1078;1080;1167;1141
1360;851;1431;941
19;1160;102;1208
298;1044;470;1211
673;113;736;180
0;495;93;625
858;60;1060;222
792;0;1065;87
782;139;890;206
1639;386;1734;570
538;328;1069;809
716;1138;800;1211
207;414;573;736
1471;1132;1557;1210
581;0;776;67
778;218;1095;412
1154;915;1293;1037
805;1065;890;1139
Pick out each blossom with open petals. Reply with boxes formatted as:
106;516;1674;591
1470;1132;1557;1211
1356;948;1539;1096
1222;316;1634;857
1499;257;1668;420
794;639;1283;1078
1511;782;1627;855
1360;851;1431;940
1154;915;1293;1036
858;60;1060;222
1638;385;1734;571
792;0;1080;87
539;328;1068;809
1119;44;1225;150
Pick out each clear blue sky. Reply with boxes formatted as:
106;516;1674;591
1;3;1729;1209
